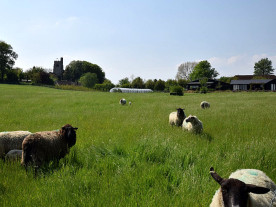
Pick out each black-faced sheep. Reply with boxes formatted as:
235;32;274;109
201;101;210;109
210;167;276;207
119;98;126;105
0;131;31;158
21;124;78;168
182;115;203;133
169;108;186;127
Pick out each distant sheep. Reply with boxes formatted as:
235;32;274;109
210;167;276;207
182;115;203;133
169;108;186;127
21;124;78;168
0;131;31;158
129;101;132;106
119;98;126;105
5;149;22;161
200;101;210;109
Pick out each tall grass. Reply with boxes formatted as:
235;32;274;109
0;84;275;206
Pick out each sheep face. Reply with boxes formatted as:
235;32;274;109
176;108;185;119
60;124;78;148
210;167;270;207
185;115;196;123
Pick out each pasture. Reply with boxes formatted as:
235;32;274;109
0;84;276;206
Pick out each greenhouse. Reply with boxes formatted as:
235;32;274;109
110;88;153;93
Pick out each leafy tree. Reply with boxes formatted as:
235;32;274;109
63;60;105;83
176;61;197;80
177;79;189;88
219;76;233;84
145;79;155;90
131;77;145;88
253;58;274;75
189;60;219;81
154;79;166;91
0;41;18;81
6;69;19;83
165;79;178;91
94;79;115;91
118;77;131;87
79;72;98;88
25;66;53;85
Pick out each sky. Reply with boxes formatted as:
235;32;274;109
1;0;276;84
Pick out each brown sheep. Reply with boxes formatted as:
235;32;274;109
21;124;78;168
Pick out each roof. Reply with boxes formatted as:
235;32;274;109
230;79;272;85
234;75;276;80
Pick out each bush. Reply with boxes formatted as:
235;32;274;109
170;86;184;96
94;83;115;92
79;72;98;88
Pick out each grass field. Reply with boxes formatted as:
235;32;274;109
0;84;276;206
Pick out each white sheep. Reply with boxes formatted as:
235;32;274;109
182;115;203;133
5;149;22;161
201;101;210;109
210;167;276;207
129;101;132;105
0;131;31;158
119;98;126;105
21;124;78;168
169;108;186;127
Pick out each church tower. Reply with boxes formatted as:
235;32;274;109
53;57;64;80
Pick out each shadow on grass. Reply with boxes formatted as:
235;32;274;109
199;132;213;142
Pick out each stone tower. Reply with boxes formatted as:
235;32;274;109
53;57;64;80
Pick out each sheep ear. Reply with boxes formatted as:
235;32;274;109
246;184;270;194
73;127;78;130
210;167;224;184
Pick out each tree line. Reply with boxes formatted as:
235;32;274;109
0;40;275;92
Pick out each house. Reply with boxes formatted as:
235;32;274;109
187;79;231;90
230;75;276;91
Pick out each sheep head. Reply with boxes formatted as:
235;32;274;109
60;124;78;148
185;115;196;123
210;167;270;207
176;108;185;119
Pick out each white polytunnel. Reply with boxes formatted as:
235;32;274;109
110;88;153;93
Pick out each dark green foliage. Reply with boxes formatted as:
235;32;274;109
219;76;233;84
170;85;184;96
131;77;145;88
154;79;166;91
6;69;19;83
254;58;274;75
26;67;54;85
94;79;115;91
165;79;178;91
63;60;105;83
189;60;219;81
0;41;18;81
145;79;155;90
118;77;131;87
79;72;98;88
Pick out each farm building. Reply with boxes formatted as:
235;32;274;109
231;79;276;91
186;79;230;90
110;88;153;93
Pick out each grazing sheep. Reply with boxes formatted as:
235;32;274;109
200;101;210;109
5;149;22;161
0;131;31;158
21;124;78;168
182;115;203;133
210;167;276;207
119;98;126;105
129;101;132;105
169;108;186;127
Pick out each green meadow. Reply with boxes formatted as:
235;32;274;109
0;84;276;206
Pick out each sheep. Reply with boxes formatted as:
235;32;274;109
169;108;186;127
129;101;132;106
21;124;78;168
119;98;126;105
5;149;22;161
0;131;32;158
201;101;210;109
182;115;203;133
210;167;276;207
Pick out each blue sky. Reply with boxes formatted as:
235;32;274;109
1;0;275;84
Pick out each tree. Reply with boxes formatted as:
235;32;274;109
63;60;105;83
79;72;98;88
25;66;53;85
189;60;219;81
154;79;166;91
118;77;131;87
0;41;18;81
131;77;145;88
145;79;155;90
175;62;197;80
254;58;274;76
